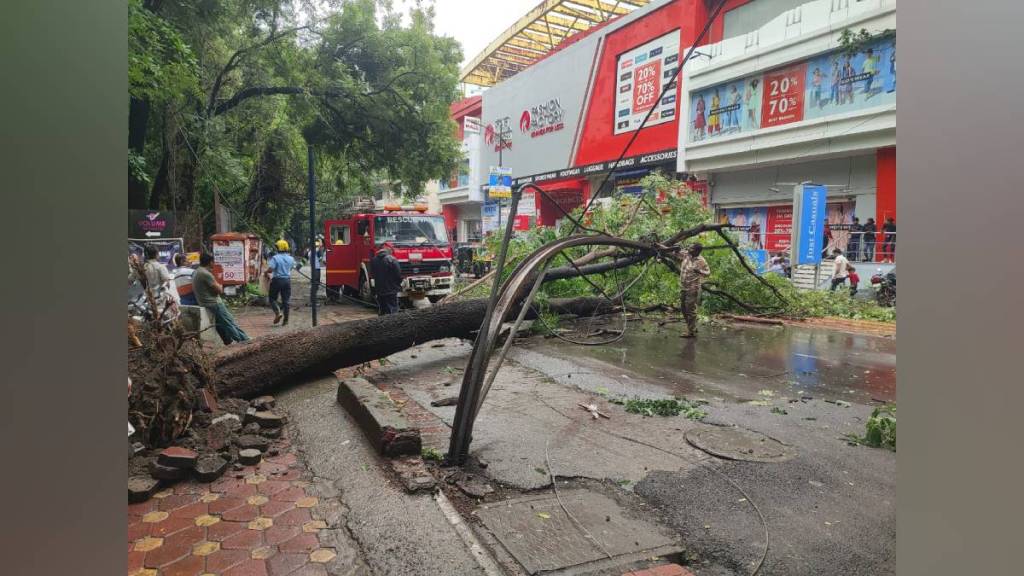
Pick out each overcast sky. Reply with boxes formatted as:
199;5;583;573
396;0;543;67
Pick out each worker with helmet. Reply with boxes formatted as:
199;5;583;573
265;239;297;326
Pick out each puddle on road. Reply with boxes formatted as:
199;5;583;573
528;320;895;405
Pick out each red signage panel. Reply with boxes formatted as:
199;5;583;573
761;63;807;128
632;60;662;113
765;205;793;252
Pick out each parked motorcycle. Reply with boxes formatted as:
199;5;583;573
870;268;896;307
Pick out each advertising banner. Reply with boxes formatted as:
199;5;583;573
128;238;184;266
742;249;769;274
794;184;827;265
719;207;768;250
765;205;793;252
212;240;246;283
690;78;757;142
487;166;513;198
614;30;680;135
518;190;537;216
688;35;896;142
513;215;531;231
803;36;896;121
482;201;500;234
761;63;807;128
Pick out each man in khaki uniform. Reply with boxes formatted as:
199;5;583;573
678;243;711;338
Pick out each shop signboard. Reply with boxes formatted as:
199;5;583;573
793;184;827;265
129;210;177;239
688;35;896;142
614;30;680;135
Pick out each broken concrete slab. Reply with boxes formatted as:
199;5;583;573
252;411;286;429
260;427;283;439
239;449;262;465
129;475;160;503
158;447;198;469
336;377;421;457
211;413;242;430
455;476;494;499
149;460;188;481
235;434;270;452
193;455;228;482
390;457;437;494
251;395;276;410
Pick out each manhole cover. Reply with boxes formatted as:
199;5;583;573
476;489;679;575
685;426;796;462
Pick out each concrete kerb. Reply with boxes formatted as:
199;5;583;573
336;376;422;457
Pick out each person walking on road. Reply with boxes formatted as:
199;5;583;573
830;248;850;291
265;239;296;326
369;247;403;315
193;253;250;345
677;243;711;338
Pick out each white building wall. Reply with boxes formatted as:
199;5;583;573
678;0;896;174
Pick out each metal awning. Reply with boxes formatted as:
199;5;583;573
460;0;652;87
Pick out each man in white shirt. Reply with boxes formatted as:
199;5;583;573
829;248;850;291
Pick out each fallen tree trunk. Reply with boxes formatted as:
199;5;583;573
214;297;615;398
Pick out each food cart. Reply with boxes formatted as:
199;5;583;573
209;232;264;296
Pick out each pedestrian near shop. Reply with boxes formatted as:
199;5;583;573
369;247;403;315
265;239;296;326
847;217;863;261
881;217;896;263
821;218;833;259
193;253;250;345
830;249;850;291
677;243;711;338
848;265;860;297
862;218;877;262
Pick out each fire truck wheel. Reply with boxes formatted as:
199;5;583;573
325;286;341;303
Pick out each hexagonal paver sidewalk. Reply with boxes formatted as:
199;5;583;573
128;441;339;576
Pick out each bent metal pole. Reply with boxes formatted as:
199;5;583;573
446;185;522;465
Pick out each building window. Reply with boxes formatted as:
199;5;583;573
465;219;482;242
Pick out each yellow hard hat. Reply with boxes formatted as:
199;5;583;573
275;239;289;251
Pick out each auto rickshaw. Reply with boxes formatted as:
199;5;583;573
454;243;492;278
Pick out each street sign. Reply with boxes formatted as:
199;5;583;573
791;184;827;265
129;210;177;239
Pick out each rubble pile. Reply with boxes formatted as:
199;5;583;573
128;392;288;503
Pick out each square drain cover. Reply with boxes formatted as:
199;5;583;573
476;489;677;574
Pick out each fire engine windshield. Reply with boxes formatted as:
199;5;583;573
373;216;449;247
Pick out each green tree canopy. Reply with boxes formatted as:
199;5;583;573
129;0;462;246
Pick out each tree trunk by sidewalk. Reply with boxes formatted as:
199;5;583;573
214;297;614;398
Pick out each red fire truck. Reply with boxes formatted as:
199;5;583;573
323;202;454;305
